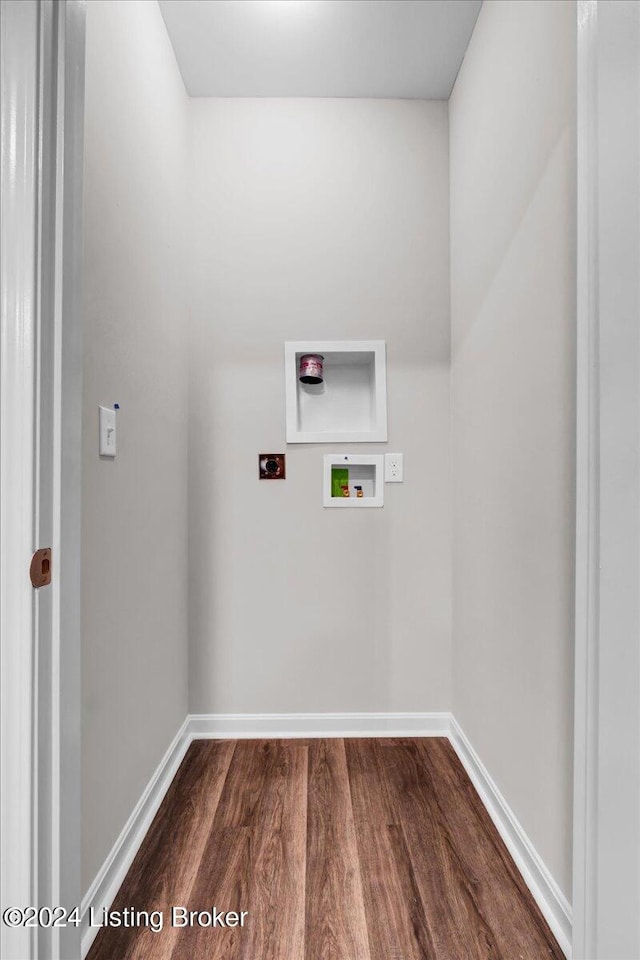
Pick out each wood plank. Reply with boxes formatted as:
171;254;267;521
239;743;307;960
305;739;371;960
87;739;235;960
379;738;500;960
169;740;307;960
413;738;564;959
345;738;438;960
212;739;286;828
231;739;317;747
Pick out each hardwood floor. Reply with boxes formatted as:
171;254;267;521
86;738;564;960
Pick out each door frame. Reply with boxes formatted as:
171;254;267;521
0;2;85;958
572;5;600;952
1;3;41;957
572;1;640;956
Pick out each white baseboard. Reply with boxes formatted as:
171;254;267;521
81;711;572;960
448;717;572;958
80;717;191;959
188;711;450;739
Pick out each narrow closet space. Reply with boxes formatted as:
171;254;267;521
80;2;576;958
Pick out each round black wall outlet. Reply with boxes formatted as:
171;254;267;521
259;454;286;479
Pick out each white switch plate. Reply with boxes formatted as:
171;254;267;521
99;405;116;457
384;452;403;482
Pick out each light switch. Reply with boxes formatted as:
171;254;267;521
99;405;116;457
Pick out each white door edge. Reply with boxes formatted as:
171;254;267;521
0;2;40;958
573;1;640;956
0;3;85;959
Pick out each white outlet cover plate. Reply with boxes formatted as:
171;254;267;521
384;452;403;482
99;405;116;457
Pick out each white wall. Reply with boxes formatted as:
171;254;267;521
188;99;451;714
450;0;576;898
82;0;189;893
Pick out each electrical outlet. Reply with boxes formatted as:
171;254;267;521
385;453;403;482
259;453;286;479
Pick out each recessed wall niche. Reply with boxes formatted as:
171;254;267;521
284;340;387;443
323;454;384;508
